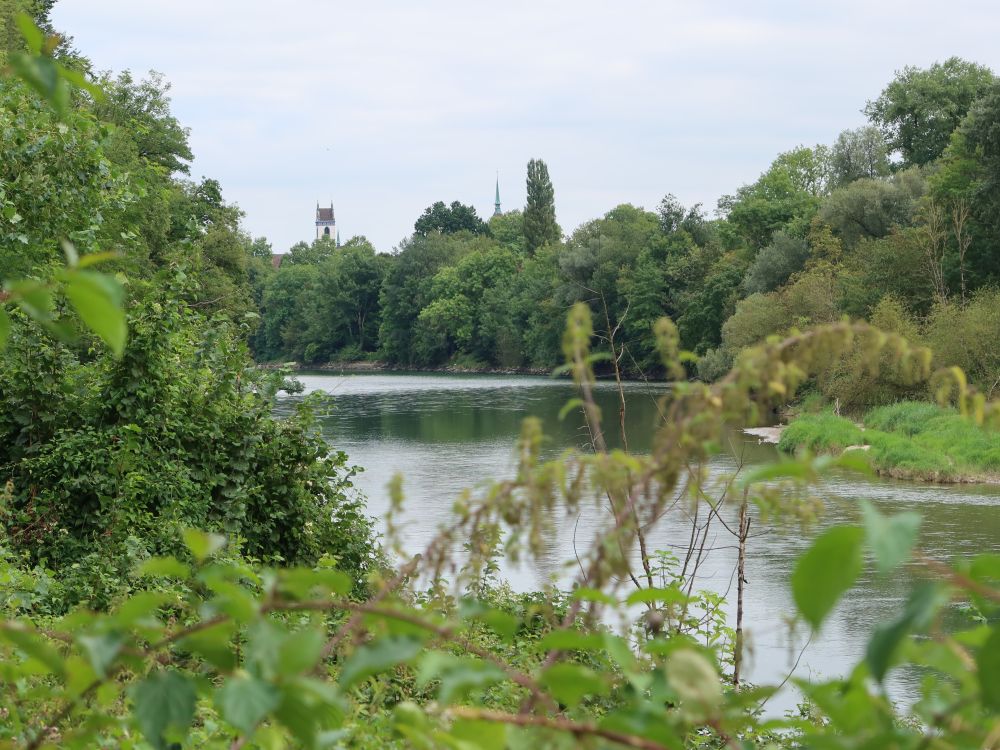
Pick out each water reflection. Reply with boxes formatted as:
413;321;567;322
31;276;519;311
275;371;1000;713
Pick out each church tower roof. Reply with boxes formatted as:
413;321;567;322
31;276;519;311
315;201;336;241
493;175;501;216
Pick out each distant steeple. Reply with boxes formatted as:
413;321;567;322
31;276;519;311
493;173;501;216
336;229;341;247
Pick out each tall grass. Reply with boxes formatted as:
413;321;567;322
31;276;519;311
779;401;1000;482
865;402;950;436
777;412;863;453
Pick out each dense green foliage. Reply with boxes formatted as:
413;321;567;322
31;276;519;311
0;13;378;611
780;401;1000;481
4;11;1000;750
414;200;489;236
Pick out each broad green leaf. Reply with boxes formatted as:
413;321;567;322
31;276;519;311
59;65;104;99
558;398;584;421
65;655;98;696
274;686;319;748
0;625;66;677
246;620;288;680
78;632;124;676
204;578;258;622
481;609;519;642
216;675;280;734
598;707;684;749
338;636;423;689
416;652;506;704
536;629;605;652
831;451;874;475
626;586;689;606
392;701;427;729
10;52;68;115
603;633;637;671
968;553;1000;584
791;526;864;630
739;458;811;486
63;270;126;356
77;251;120;269
276;627;326;676
451;719;507;750
61;239;79;267
7;279;53;320
862;501;921;575
181;528;227;563
280;566;352;598
15;12;43;53
136;556;190;579
978;625;1000;710
112;591;170;628
0;308;9;350
179;621;238;671
540;663;609;708
130;669;197;750
666;649;723;720
866;582;946;681
271;679;344;749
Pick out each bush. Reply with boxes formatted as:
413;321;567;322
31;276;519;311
0;290;381;609
924;290;1000;397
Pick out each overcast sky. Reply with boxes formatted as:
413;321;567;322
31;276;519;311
53;1;1000;253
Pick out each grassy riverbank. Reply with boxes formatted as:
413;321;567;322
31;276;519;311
778;402;1000;482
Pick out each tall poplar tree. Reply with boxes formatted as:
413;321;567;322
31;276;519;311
523;158;559;253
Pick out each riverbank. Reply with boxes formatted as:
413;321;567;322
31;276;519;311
256;359;554;376
777;402;1000;483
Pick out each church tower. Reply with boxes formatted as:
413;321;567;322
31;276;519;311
315;202;336;240
493;176;501;216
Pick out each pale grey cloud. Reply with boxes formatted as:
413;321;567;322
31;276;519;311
53;0;1000;252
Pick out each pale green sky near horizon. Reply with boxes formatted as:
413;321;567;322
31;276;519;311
53;0;1000;253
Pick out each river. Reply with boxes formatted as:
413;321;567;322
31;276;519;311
274;371;1000;713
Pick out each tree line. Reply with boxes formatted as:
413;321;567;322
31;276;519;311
254;57;1000;404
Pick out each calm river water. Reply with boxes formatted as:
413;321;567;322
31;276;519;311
275;371;1000;713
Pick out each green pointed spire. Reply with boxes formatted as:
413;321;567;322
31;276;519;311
493;174;501;216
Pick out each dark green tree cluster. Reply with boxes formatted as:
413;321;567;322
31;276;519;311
414;200;489;236
252;236;388;363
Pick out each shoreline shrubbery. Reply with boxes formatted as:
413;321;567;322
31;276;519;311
779;401;1000;482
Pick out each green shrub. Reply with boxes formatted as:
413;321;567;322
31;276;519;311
1;290;381;610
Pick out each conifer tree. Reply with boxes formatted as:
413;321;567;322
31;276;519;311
523;158;559;253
